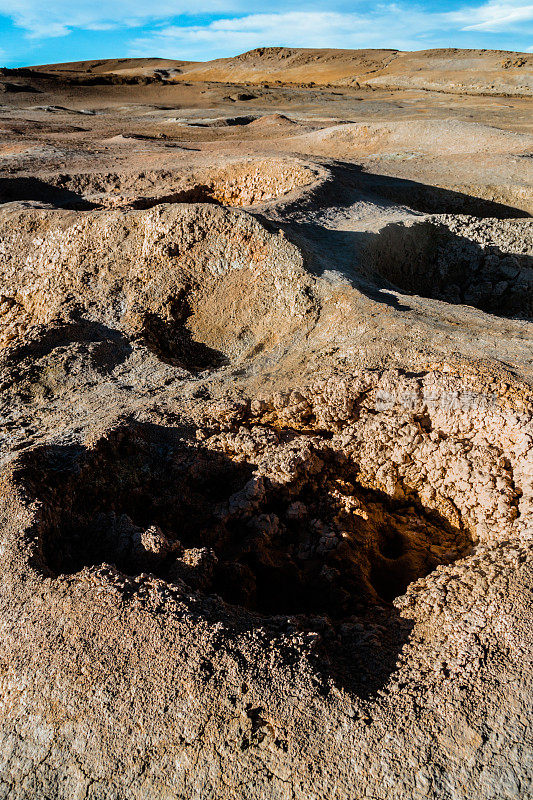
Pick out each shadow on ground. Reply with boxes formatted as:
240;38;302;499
0;177;97;209
261;162;532;320
285;161;530;219
3;319;133;375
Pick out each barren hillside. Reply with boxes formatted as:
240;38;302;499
30;47;533;95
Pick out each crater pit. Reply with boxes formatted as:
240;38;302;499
25;422;471;618
9;367;530;695
363;215;533;319
0;159;318;211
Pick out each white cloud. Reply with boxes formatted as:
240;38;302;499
0;0;244;39
0;0;531;51
447;0;533;31
128;3;533;60
128;9;447;59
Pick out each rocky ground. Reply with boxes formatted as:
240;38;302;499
0;49;532;799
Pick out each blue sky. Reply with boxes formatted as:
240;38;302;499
0;1;531;67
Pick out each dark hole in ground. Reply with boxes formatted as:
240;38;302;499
378;526;405;560
362;219;533;320
139;290;227;371
128;185;222;210
187;115;257;127
22;422;471;613
18;422;472;695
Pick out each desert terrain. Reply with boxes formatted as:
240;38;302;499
0;48;532;799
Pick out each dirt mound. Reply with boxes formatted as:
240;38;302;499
249;114;297;126
293;119;533;157
0;203;313;353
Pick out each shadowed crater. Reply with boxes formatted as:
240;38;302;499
0;319;133;399
321;161;530;219
362;219;533;319
138;290;227;371
271;161;531;319
128;184;222;209
16;421;473;695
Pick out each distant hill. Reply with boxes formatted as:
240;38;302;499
31;57;195;74
29;48;533;96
